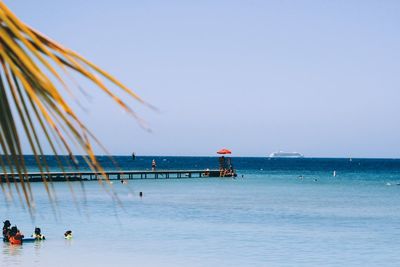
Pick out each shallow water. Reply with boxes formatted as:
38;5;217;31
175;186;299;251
1;157;400;266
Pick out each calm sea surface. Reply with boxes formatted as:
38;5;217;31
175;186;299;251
1;156;400;267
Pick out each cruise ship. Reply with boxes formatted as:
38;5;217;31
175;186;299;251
269;151;304;158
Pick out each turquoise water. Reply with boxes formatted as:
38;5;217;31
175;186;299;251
1;157;400;266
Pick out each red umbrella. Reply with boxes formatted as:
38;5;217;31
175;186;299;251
217;148;232;154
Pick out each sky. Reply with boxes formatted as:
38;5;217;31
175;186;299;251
5;0;400;157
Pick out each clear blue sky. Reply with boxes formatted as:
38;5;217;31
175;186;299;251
6;0;400;157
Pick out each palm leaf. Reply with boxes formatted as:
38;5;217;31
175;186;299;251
0;1;146;215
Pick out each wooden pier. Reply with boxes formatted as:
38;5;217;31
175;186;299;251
0;169;237;182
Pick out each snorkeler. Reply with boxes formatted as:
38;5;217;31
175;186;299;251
32;227;45;240
64;230;72;239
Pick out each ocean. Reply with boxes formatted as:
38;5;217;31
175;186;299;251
1;156;400;267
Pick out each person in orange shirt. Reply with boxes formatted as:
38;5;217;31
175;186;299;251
9;226;24;245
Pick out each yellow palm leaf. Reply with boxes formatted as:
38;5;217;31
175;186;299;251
0;1;146;214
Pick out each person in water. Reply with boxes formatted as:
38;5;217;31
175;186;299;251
2;220;11;242
9;226;24;245
64;230;72;239
151;159;156;171
32;227;45;240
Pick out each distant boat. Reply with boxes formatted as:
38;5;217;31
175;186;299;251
269;151;304;158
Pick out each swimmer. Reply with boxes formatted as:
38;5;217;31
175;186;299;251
32;227;45;240
2;220;11;242
9;226;24;245
64;230;72;239
139;192;143;198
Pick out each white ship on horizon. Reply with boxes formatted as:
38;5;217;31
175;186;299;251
269;151;304;158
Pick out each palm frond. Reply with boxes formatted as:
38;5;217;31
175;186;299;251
0;1;145;215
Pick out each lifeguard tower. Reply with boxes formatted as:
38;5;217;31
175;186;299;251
217;148;237;177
